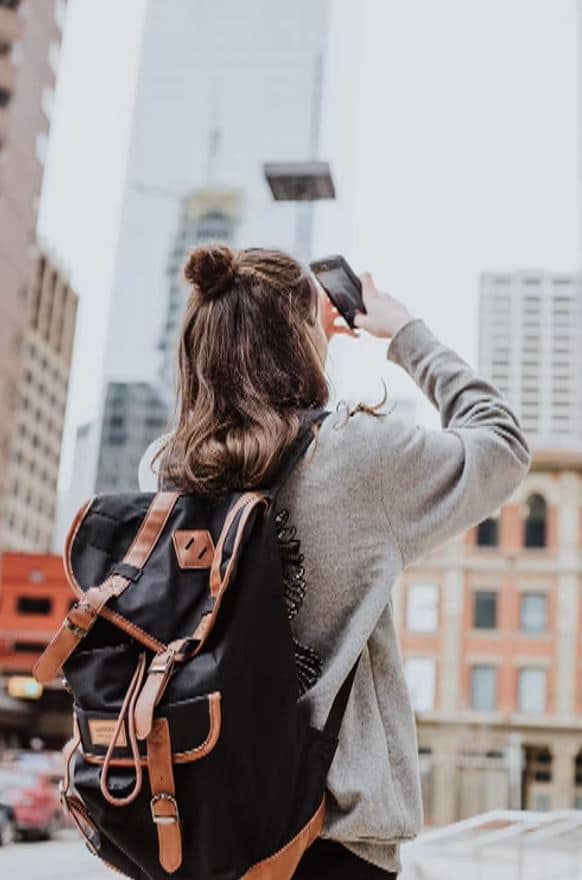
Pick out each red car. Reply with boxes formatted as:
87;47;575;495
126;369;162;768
0;767;62;841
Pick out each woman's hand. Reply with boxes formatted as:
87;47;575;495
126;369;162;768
354;273;414;339
318;286;358;341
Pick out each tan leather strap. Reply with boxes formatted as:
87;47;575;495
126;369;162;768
147;718;182;874
241;796;325;880
33;492;180;684
60;718;100;852
64;793;99;856
192;493;267;654
100;652;147;807
135;640;185;740
34;580;122;684
61;715;81;802
123;492;181;570
208;492;266;597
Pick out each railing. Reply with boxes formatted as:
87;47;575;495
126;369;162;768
400;809;582;880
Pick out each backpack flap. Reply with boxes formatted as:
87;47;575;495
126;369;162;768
33;492;183;683
34;489;268;685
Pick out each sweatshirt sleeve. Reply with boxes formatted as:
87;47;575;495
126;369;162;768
381;318;531;568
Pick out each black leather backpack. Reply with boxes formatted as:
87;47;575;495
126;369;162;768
33;410;359;879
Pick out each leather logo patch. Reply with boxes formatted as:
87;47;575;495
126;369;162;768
172;530;215;570
88;719;127;748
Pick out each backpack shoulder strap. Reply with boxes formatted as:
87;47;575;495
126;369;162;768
268;408;329;497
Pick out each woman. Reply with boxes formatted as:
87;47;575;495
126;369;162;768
139;245;531;879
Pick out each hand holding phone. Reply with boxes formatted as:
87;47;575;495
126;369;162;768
318;292;358;341
354;273;414;340
309;255;366;330
310;255;414;340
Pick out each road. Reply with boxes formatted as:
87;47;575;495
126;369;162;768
0;831;111;879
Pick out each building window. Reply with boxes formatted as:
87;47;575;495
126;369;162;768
406;583;438;633
474;590;497;629
0;0;21;9
518;668;546;714
404;658;436;712
520;593;547;634
0;40;11;57
17;596;52;616
195;210;235;246
476;517;498;547
533;793;551;812
0;87;12;108
470;665;497;711
524;494;547;548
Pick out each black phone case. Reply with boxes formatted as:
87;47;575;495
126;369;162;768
310;255;366;329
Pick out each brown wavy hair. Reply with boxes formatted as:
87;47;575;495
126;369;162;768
153;245;329;495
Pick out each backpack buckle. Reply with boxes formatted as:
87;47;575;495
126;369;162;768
149;651;175;675
65;602;97;639
150;793;179;825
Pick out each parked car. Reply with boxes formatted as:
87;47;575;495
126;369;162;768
9;751;74;830
0;768;62;841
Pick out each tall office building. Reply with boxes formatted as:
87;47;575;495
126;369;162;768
0;250;77;552
52;420;99;553
0;0;66;503
94;0;331;491
479;271;582;449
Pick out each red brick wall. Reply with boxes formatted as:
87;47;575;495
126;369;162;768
0;552;69;673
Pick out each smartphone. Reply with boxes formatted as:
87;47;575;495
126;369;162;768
309;255;366;329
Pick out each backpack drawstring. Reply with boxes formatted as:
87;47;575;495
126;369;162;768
100;652;147;807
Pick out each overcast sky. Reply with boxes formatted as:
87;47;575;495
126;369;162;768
38;0;580;490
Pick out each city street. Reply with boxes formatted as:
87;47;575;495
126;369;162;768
0;832;110;880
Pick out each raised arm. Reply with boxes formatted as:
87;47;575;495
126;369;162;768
355;276;531;568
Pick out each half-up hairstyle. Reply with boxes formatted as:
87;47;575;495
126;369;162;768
154;245;329;495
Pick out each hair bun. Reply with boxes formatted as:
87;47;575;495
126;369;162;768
184;245;237;300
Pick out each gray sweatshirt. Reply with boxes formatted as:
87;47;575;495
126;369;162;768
138;319;531;874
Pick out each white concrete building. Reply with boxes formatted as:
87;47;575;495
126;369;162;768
101;0;331;390
479;271;582;449
91;0;343;490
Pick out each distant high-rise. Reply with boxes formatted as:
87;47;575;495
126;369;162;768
0;249;78;552
479;271;582;449
96;382;169;493
93;0;332;491
0;0;66;502
158;188;240;402
102;0;330;388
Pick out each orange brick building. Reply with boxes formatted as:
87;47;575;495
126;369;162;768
394;450;582;824
0;552;71;750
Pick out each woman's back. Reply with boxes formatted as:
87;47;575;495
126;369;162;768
140;316;530;875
